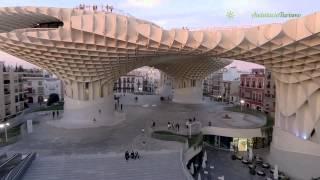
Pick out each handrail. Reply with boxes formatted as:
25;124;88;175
180;148;194;180
4;152;36;180
0;154;7;161
0;154;21;170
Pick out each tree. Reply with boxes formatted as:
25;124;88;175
47;93;59;106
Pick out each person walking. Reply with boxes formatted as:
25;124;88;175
135;151;140;159
131;150;135;159
151;121;155;128
56;110;59;118
121;104;123;111
125;151;129;161
52;111;55;119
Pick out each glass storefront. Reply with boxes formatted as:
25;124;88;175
204;135;265;152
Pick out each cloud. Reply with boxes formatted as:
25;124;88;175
119;0;162;8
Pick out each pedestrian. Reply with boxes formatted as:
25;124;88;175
177;123;180;131
152;121;155;128
56;110;59;118
131;150;135;159
193;117;196;122
121;104;123;111
135;151;140;159
125;151;129;161
167;122;171;130
52;111;55;119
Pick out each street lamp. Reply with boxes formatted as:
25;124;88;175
240;99;245;112
0;122;10;143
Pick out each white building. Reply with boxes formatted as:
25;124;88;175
44;78;63;100
113;75;144;94
23;69;63;104
0;62;25;121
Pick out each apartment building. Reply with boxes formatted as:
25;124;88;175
239;69;265;111
0;62;25;121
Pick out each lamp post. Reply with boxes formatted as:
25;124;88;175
0;122;10;142
240;99;245;112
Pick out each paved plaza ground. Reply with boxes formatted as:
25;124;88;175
0;95;266;180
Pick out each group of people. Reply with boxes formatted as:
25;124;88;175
125;150;140;161
185;117;197;128
115;103;123;111
167;122;180;132
52;110;60;119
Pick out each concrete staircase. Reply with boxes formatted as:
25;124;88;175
23;150;186;180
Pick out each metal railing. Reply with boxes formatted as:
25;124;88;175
3;152;36;180
0;154;21;171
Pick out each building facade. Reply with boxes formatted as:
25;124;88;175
263;69;276;117
113;75;144;94
239;69;265;111
44;78;64;101
23;69;63;104
203;67;244;102
229;80;241;104
0;62;25;122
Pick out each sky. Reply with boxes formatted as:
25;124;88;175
0;0;319;71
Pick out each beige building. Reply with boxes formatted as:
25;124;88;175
0;62;25;122
204;67;242;102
